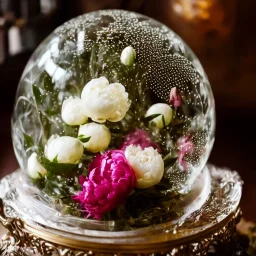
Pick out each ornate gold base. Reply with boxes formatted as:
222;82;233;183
0;202;241;255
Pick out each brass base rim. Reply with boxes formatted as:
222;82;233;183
23;208;241;253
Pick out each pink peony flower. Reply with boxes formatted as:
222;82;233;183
170;87;182;108
177;136;194;171
73;150;136;219
120;129;161;152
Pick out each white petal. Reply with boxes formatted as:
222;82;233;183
81;76;109;99
107;83;130;122
145;103;173;128
125;145;164;189
83;87;119;121
44;136;84;164
27;153;47;179
61;96;88;126
78;123;111;153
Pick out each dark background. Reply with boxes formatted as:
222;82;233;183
0;0;255;221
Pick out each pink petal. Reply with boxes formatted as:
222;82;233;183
170;87;182;108
73;149;136;219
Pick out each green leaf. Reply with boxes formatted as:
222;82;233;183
43;75;54;92
32;84;42;103
164;157;178;167
52;155;58;163
40;157;78;175
162;114;166;128
24;133;34;149
37;145;44;157
144;114;161;121
78;135;91;143
31;176;45;189
45;109;59;116
38;172;44;179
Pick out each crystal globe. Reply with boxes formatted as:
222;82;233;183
11;10;215;225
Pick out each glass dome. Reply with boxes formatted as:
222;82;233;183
11;10;215;226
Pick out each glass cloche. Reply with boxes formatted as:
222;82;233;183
11;10;215;227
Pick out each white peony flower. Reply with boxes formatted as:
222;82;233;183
61;96;88;126
125;145;164;189
81;76;130;123
44;135;84;164
78;123;111;153
81;77;109;99
145;103;173;128
120;46;136;66
27;153;47;179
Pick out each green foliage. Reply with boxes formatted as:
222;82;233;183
162;114;166;128
23;133;34;150
32;73;78;142
78;135;91;143
144;114;161;121
32;84;43;102
52;155;58;163
32;172;83;216
103;185;182;227
39;157;78;175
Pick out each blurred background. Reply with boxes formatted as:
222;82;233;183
0;0;255;223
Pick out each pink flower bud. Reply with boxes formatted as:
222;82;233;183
170;87;182;108
120;129;161;152
177;136;194;171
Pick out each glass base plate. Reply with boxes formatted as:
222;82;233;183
0;164;242;255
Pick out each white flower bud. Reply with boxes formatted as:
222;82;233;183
27;153;47;179
145;103;173;128
61;96;88;126
120;46;136;66
78;123;111;153
44;135;84;164
125;145;164;189
81;77;130;123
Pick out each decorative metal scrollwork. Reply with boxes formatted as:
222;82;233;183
0;198;241;256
